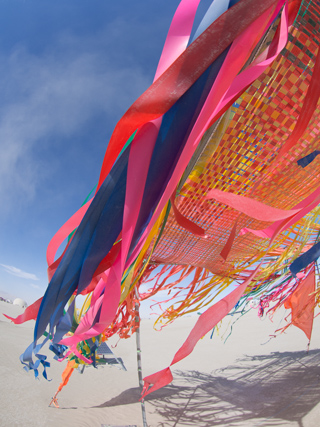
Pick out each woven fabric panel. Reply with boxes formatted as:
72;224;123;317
148;1;320;278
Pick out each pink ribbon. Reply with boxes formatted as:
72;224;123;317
130;0;288;267
59;0;203;353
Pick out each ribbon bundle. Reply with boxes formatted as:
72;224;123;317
5;0;320;398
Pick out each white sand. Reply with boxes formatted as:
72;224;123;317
1;299;320;426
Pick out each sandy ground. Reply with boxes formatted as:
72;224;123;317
1;300;320;427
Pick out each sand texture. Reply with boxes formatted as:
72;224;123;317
1;300;320;427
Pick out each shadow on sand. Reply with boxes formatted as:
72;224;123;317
95;349;320;426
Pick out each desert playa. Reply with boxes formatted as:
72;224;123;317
1;300;320;427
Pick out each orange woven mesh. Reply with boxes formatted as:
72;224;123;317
146;1;320;282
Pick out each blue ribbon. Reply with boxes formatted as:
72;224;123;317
290;241;320;276
297;150;320;168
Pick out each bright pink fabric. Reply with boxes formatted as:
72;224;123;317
142;262;262;397
284;268;315;340
242;185;320;239
153;0;202;81
141;1;294;395
170;194;206;236
59;0;203;352
219;2;288;109
3;297;43;324
130;0;287;267
60;0;288;364
96;0;281;192
206;188;299;222
46;200;92;267
220;217;239;261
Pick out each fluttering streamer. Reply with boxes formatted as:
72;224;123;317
5;0;320;400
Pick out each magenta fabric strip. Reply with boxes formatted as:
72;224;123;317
59;0;204;350
46;200;92;267
206;188;300;222
129;0;287;268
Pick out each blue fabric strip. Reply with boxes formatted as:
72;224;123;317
192;0;231;41
297;150;320;168
26;0;245;373
290;241;320;276
34;145;129;343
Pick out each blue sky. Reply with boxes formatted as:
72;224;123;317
0;0;214;305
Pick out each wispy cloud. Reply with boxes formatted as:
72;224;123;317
0;264;39;280
30;283;41;289
0;23;150;217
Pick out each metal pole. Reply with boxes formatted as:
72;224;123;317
135;287;148;427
